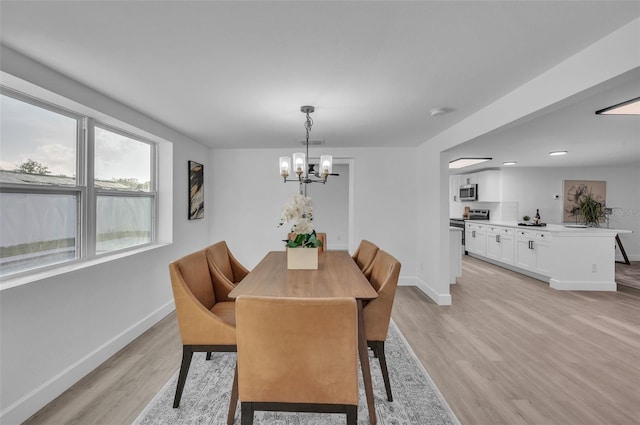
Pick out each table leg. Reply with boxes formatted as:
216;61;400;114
357;299;377;425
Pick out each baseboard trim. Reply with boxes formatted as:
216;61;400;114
0;300;175;425
550;279;617;291
399;276;452;305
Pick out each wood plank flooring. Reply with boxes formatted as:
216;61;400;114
615;261;640;290
393;256;640;425
23;257;640;425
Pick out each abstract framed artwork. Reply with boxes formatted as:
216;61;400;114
563;180;606;223
188;160;204;220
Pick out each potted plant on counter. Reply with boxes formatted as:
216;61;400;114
578;192;606;227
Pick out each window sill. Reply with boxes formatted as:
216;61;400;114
0;243;171;291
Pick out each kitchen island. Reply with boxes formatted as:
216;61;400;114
465;220;631;291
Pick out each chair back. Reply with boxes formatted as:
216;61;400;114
316;232;326;252
353;240;379;277
206;241;235;282
205;241;249;301
364;250;401;341
171;250;216;309
236;296;358;406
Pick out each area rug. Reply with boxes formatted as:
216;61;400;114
132;322;460;425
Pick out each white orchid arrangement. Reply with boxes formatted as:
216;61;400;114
278;194;323;248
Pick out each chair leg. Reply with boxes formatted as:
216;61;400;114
346;405;357;425
227;362;239;425
206;352;212;360
376;340;393;402
241;402;254;425
173;345;194;408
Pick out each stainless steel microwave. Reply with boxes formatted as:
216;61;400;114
459;184;477;201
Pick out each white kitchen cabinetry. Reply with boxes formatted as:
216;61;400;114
465;220;624;291
465;222;486;256
449;175;460;202
515;229;552;276
476;170;501;202
459;173;477;185
486;225;515;265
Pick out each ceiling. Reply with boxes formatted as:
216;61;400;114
1;1;639;168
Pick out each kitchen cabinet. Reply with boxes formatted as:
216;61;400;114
465;222;486;256
476;170;501;202
515;229;552;275
486;225;515;265
449;175;460;202
465;220;624;291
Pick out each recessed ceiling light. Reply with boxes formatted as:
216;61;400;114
502;161;517;165
448;157;492;169
595;96;640;115
549;150;567;156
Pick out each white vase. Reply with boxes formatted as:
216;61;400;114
287;247;318;270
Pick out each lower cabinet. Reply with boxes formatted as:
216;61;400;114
515;229;552;275
465;223;486;256
486;226;515;265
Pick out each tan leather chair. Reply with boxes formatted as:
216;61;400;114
205;241;249;301
363;249;401;402
316;232;326;252
168;250;237;411
352;239;379;278
233;296;358;424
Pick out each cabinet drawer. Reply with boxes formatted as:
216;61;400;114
488;226;514;235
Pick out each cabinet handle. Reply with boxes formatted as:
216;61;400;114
472;230;476;238
528;240;535;250
496;235;500;243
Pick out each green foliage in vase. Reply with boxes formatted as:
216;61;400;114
284;231;323;248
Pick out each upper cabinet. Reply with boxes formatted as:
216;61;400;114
476;170;501;202
450;170;502;203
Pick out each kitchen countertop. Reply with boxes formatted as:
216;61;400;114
465;220;631;235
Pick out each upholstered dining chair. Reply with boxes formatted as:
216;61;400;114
316;232;326;252
363;249;401;402
352;239;379;278
205;241;250;301
168;250;237;414
233;295;359;425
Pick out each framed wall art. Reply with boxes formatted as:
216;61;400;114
188;160;204;220
563;180;606;223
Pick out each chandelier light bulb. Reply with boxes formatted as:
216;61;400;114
279;157;291;178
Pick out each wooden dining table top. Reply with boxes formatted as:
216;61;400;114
229;250;378;300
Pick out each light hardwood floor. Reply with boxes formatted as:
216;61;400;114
23;257;640;425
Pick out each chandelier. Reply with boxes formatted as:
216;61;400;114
279;105;333;195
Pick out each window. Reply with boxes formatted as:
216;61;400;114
0;89;158;278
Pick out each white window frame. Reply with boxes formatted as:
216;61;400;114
0;87;159;280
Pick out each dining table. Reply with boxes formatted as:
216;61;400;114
228;250;380;425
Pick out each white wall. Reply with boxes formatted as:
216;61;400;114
0;48;210;424
307;163;349;250
209;147;424;290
